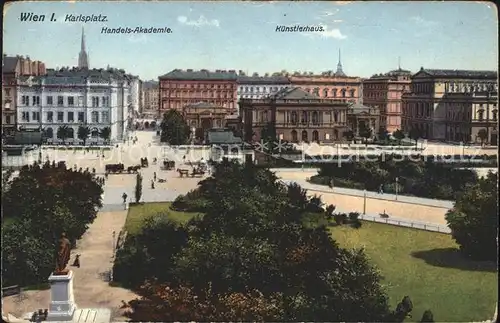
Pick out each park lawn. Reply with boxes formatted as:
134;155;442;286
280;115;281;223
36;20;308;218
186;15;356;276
125;202;198;235
330;222;498;322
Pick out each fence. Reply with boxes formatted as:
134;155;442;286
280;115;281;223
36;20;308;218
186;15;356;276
358;213;451;234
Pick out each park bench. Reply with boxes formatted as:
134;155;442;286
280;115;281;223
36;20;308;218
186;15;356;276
177;169;189;177
2;285;21;297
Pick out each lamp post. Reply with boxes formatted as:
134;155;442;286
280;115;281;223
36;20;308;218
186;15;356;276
395;177;399;201
363;189;367;214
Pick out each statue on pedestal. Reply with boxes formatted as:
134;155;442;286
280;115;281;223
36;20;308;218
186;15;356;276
54;233;71;275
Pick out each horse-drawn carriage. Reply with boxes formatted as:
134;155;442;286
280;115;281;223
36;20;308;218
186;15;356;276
127;165;141;173
162;160;175;170
105;163;125;174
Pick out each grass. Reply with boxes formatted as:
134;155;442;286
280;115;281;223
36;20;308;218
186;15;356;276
330;222;498;322
125;202;198;235
123;202;497;321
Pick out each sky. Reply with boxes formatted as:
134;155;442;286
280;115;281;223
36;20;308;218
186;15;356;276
3;1;498;80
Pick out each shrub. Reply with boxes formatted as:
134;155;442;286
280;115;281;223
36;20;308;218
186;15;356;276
334;212;347;225
348;212;360;222
420;310;435;322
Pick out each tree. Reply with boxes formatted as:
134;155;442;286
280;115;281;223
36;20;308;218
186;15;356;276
57;125;70;144
445;171;497;261
420;310;435;322
358;122;373;146
77;126;91;146
477;128;488;146
392;129;405;145
409;128;422;149
2;162;103;286
126;160;398;321
260;122;278;153
377;126;389;142
135;173;143;203
99;127;111;144
160;110;190;145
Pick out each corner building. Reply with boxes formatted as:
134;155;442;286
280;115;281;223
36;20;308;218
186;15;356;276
158;69;238;114
402;68;498;144
240;87;349;143
16;68;133;144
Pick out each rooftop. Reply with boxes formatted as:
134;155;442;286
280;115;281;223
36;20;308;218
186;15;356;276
348;103;380;115
270;87;321;100
2;56;19;73
415;68;498;79
206;129;243;145
237;75;291;84
159;69;238;80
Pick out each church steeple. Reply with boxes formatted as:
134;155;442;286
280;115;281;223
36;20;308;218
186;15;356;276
335;48;346;77
78;27;89;69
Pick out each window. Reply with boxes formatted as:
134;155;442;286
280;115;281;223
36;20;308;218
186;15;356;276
68;96;74;106
334;112;339;123
5;115;11;124
4;88;10;96
91;111;99;123
332;89;337;97
32;112;40;121
47;111;54;122
78;96;84;107
477;110;484;121
57;112;64;122
341;89;346;98
21;112;28;121
68;112;74;122
92;97;100;108
291;111;298;124
312;111;319;125
102;96;107;107
57;96;64;106
22;95;29;105
301;111;308;124
47;96;53;105
78;112;85;122
350;89;355;98
492;110;498;121
101;111;109;123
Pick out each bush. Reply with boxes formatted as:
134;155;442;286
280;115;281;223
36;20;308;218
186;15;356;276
420;310;435;322
334;213;347;225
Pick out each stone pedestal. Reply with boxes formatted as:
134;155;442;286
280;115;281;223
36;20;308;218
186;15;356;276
46;270;77;321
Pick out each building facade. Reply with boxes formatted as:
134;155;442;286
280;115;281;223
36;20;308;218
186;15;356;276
401;68;498;143
158;69;238;114
16;68;133;144
288;51;362;105
346;103;380;138
2;55;46;136
237;75;291;119
240;87;349;143
142;80;159;118
363;67;412;132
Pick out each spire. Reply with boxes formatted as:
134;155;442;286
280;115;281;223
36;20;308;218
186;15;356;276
398;56;401;70
335;48;346;77
78;26;89;69
81;26;86;51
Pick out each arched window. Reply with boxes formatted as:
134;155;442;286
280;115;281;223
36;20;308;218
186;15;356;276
332;89;337;97
67;127;74;138
291;130;298;142
91;128;99;138
301;130;308;142
341;89;346;98
291;112;298;124
312;130;319;142
350;89;356;98
313;88;320;96
323;89;328;97
312;111;319;125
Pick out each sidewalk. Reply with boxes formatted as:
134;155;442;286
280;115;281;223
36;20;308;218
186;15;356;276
281;179;454;209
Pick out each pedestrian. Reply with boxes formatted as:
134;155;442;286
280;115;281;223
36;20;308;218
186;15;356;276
122;192;128;204
71;254;81;268
151;179;155;189
330;179;334;189
154;172;157;181
379;184;384;194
